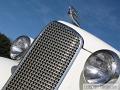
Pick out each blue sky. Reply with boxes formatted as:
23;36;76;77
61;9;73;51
0;0;120;50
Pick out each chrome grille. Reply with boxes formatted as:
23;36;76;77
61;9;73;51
3;21;82;90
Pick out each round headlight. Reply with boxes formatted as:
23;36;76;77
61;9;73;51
10;35;34;60
84;50;120;84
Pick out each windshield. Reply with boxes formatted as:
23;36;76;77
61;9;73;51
0;0;120;50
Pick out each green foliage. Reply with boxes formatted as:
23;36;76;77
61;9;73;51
0;33;11;58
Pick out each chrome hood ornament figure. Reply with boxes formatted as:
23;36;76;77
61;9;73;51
68;6;80;27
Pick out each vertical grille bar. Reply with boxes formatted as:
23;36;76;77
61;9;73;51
3;21;83;90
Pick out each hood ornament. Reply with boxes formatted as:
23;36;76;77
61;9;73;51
68;6;80;27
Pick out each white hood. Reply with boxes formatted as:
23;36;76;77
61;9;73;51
0;57;19;89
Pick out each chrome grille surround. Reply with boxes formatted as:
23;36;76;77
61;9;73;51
3;21;83;90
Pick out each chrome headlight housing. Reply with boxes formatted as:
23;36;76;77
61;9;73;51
83;50;120;84
10;35;34;60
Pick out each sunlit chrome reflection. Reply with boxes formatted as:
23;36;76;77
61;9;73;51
84;50;120;84
10;35;34;60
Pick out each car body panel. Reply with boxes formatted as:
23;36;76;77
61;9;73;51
0;57;19;89
58;21;120;90
58;21;120;55
0;21;120;90
58;49;91;90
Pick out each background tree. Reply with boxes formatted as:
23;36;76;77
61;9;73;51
0;33;11;58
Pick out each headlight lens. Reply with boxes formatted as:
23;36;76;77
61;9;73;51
10;35;34;60
84;50;120;84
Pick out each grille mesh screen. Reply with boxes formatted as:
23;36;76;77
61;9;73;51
3;21;81;90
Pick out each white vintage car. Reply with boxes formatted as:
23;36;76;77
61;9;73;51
0;20;120;90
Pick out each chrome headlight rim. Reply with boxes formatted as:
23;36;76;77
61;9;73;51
83;50;120;85
10;35;33;60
